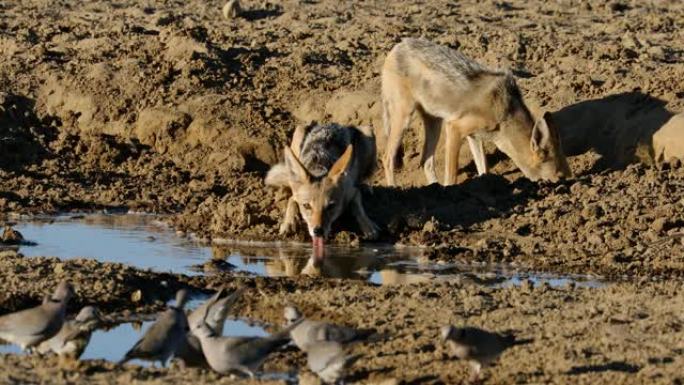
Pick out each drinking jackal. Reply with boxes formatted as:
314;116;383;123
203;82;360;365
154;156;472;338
382;38;571;186
266;123;379;251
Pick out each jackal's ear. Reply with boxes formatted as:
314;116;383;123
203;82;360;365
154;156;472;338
283;146;311;184
328;145;354;183
530;113;552;155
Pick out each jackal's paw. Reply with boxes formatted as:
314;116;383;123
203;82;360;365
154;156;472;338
361;220;381;240
279;220;296;235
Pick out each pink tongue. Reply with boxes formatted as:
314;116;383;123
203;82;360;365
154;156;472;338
312;236;325;258
312;236;325;248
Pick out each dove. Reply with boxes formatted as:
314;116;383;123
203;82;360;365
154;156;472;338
36;306;101;358
0;281;74;351
176;287;244;367
284;305;375;352
307;341;361;384
119;289;189;367
440;325;519;380
193;298;303;377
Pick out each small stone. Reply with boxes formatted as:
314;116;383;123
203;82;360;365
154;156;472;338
1;226;24;244
53;263;65;275
131;289;143;303
422;219;438;233
587;233;603;245
222;0;241;19
647;46;666;61
651;218;667;233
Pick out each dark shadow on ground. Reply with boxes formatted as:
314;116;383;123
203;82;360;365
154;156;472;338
567;361;640;375
350;173;545;243
550;91;679;174
240;7;283;21
0;93;55;170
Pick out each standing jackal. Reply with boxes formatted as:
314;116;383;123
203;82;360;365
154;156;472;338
265;123;379;250
382;38;571;186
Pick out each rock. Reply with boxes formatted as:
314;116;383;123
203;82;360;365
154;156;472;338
1;226;24;244
222;0;241;19
131;289;143;303
651;218;667;233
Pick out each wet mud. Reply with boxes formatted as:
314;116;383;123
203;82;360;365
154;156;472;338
2;0;684;383
0;250;683;384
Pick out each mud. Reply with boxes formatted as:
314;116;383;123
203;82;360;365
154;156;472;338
2;0;684;383
0;250;682;384
2;0;684;278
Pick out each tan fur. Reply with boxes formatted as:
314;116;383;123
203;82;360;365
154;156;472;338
382;38;571;186
328;145;353;182
266;124;379;240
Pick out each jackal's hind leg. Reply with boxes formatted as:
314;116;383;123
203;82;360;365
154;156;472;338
350;189;379;240
382;83;414;186
418;110;442;185
279;196;299;235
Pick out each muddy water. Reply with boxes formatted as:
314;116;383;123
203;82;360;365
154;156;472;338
8;213;604;287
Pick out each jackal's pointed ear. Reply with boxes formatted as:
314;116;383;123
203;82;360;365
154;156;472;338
328;145;354;183
283;146;311;184
530;113;552;155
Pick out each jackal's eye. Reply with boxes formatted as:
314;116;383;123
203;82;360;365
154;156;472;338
325;200;336;209
302;203;312;211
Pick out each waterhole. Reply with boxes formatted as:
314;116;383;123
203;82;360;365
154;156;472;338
5;213;603;287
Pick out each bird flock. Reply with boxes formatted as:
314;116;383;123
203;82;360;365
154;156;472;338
0;281;521;383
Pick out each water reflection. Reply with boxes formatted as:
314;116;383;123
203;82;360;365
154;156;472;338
210;246;604;288
7;213;604;288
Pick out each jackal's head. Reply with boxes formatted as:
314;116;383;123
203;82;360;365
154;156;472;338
267;145;354;243
501;111;572;182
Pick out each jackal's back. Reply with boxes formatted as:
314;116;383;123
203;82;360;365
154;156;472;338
391;38;499;87
299;123;352;178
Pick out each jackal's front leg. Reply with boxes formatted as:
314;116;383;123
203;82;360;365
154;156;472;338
444;123;463;186
279;196;299;235
350;189;380;240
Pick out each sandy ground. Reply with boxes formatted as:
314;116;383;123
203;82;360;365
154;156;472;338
0;250;683;384
2;0;684;383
